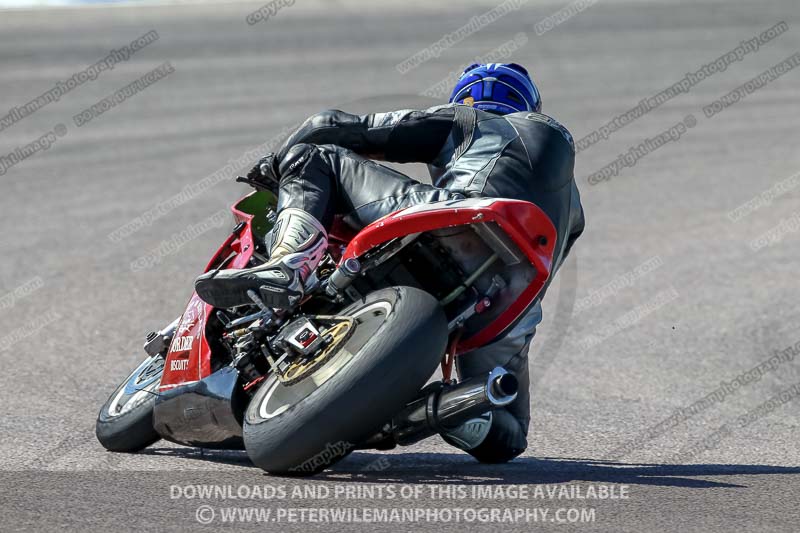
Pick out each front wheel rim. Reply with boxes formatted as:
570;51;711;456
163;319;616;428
106;356;164;418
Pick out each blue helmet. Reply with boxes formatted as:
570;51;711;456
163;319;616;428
449;63;541;115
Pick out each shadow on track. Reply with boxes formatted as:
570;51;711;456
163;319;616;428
141;447;253;467
319;453;800;488
140;447;800;488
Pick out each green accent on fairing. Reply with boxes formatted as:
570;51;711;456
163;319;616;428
235;191;279;240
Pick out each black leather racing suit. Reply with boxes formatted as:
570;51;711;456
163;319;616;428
272;103;585;462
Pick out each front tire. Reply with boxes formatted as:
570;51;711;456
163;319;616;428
243;286;447;475
96;355;163;452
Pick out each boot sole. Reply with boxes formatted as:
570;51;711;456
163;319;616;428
195;276;299;309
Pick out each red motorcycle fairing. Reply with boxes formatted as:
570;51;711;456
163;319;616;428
159;205;257;392
340;197;557;353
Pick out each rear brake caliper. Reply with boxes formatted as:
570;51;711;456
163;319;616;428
270;315;355;385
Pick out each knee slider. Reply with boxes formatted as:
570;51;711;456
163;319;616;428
467;409;528;464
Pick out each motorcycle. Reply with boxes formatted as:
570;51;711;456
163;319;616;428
96;183;556;475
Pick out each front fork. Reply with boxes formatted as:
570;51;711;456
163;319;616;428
143;317;180;358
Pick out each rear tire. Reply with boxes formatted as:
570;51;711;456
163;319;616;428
96;355;163;452
243;286;447;475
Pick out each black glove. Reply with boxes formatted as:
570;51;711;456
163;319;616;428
236;153;281;194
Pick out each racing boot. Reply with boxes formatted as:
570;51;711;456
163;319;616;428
195;208;327;309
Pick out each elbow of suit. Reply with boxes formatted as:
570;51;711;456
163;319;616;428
309;109;360;130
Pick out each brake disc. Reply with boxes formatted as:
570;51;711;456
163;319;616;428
278;316;356;386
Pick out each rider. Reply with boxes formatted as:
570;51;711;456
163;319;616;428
195;63;585;463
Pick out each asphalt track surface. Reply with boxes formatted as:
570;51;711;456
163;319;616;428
1;0;799;530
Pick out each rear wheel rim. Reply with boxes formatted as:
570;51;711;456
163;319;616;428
257;300;392;420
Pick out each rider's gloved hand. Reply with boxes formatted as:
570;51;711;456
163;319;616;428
238;153;281;194
251;153;280;182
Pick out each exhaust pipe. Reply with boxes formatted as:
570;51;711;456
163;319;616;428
390;367;518;446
